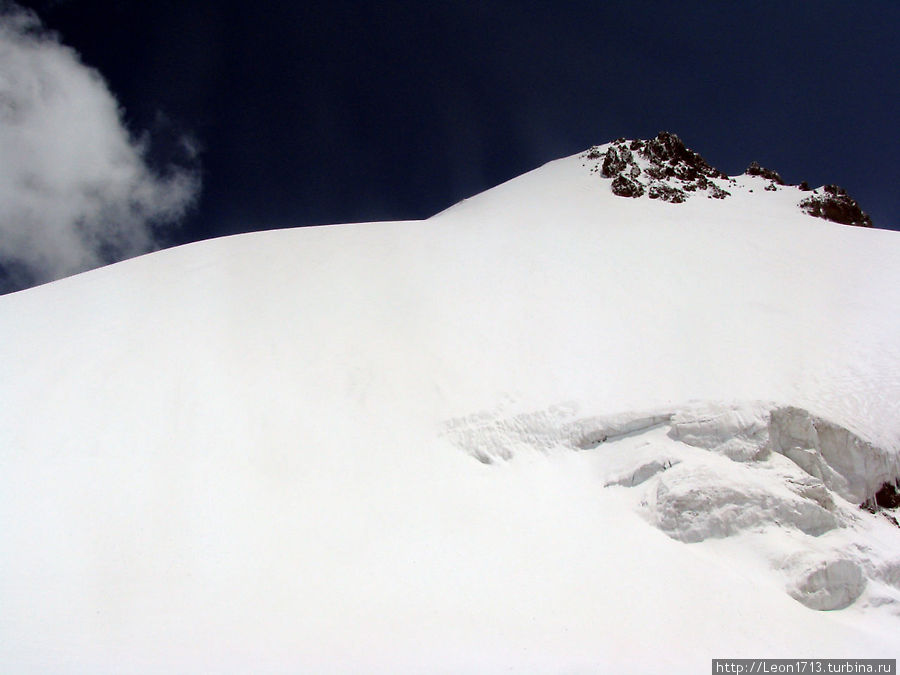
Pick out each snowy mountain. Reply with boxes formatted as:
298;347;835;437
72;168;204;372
2;135;899;673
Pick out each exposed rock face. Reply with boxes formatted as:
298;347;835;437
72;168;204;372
582;134;876;228
583;132;732;204
800;185;873;228
611;174;645;198
648;183;686;203
639;132;727;181
601;146;630;178
875;482;900;509
746;161;785;185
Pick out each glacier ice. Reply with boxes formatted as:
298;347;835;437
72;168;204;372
769;406;900;504
446;399;900;611
786;557;866;610
651;462;838;543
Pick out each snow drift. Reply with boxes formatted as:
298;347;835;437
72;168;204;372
2;137;900;672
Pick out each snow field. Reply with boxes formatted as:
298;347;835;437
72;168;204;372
2;147;900;671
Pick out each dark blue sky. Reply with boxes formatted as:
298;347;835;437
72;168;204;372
18;0;900;246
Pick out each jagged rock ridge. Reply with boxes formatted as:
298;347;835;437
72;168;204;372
583;132;874;227
800;184;873;228
745;160;785;185
583;132;732;203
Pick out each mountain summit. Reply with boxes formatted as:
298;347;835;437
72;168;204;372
584;132;874;227
585;132;730;201
1;139;899;672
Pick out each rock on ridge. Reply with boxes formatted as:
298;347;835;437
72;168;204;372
799;184;873;228
745;161;785;185
582;133;875;227
583;132;732;204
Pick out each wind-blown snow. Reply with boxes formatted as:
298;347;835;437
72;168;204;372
2;145;900;672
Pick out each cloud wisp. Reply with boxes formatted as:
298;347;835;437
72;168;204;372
0;4;200;292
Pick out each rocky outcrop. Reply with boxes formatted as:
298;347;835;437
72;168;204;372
875;482;900;509
601;146;631;178
648;183;686;203
745;161;785;185
611;174;645;198
582;134;876;228
638;132;727;181
583;132;732;204
800;185;873;228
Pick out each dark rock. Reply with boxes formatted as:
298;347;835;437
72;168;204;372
800;186;873;227
693;176;710;190
585;133;864;220
875;482;900;509
644;165;666;180
601;147;631;178
611;175;645;198
640;132;728;180
861;482;900;524
641;131;688;163
648;184;686;203
746;161;785;185
589;132;730;205
673;164;700;182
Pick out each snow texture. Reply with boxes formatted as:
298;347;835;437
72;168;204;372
786;557;866;611
2;140;900;672
769;406;900;503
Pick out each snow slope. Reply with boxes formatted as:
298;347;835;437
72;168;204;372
2;143;900;672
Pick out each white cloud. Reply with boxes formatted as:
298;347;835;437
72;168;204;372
0;4;200;291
